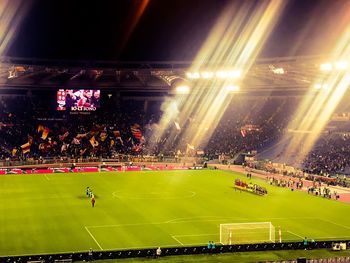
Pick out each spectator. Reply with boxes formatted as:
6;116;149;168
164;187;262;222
155;247;161;258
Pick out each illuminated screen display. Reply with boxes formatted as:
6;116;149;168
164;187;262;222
56;89;100;111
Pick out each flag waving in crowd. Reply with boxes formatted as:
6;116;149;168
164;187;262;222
38;125;50;140
130;124;142;140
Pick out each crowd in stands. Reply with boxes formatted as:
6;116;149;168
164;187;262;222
201;97;296;159
1;93;350;179
0;95;294;161
303;134;350;175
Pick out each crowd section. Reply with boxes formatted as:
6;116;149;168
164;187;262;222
302;135;350;176
1;94;350;177
205;97;295;158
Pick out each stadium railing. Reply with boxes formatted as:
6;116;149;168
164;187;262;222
1;240;349;263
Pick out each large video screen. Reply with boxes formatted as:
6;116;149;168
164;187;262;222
57;89;100;111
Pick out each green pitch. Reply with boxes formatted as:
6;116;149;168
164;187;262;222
0;169;349;257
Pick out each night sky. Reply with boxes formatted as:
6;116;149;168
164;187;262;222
6;0;350;61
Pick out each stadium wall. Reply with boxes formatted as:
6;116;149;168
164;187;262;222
0;240;349;263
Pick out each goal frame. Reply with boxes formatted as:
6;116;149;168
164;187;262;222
219;222;275;245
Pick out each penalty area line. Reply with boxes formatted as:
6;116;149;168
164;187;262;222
287;230;304;239
84;226;103;250
318;218;350;231
171;236;184;246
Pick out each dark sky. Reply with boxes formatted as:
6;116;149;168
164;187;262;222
6;0;350;61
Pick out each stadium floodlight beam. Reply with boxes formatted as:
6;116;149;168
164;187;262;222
201;71;214;79
320;63;333;71
216;71;228;78
227;70;241;78
150;0;286;154
186;72;193;78
314;83;328;90
226;85;240;92
175;85;190;94
276;15;350;166
335;61;348;70
186;72;200;79
0;1;29;55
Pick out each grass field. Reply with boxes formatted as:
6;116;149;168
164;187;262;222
0;169;349;257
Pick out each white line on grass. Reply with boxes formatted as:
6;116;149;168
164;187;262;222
318;218;350;230
173;233;218;238
106;244;182;250
166;216;228;223
112;190;196;200
87;222;161;228
44;174;50;180
287;230;304;239
171;236;184;245
86;217;318;229
84;226;103;250
166;216;316;224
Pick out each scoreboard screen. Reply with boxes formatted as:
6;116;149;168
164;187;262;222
56;89;100;111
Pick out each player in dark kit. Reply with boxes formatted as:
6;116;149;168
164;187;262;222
91;196;95;207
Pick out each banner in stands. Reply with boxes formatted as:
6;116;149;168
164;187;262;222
0;165;189;175
56;89;101;111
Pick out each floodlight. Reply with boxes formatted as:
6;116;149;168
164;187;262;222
227;70;241;78
201;71;214;78
335;61;348;70
216;71;228;78
175;85;190;94
314;83;328;90
186;72;200;79
226;85;240;92
320;63;332;71
272;68;285;74
314;83;322;89
192;72;200;78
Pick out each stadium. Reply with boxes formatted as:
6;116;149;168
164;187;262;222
1;1;350;263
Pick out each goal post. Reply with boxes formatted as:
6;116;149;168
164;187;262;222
220;222;275;245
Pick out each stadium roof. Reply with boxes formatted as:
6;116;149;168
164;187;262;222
0;55;330;95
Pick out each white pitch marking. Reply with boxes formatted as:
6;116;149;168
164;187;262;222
84;226;103;250
112;190;196;200
318;218;350;230
44;174;50;180
287;230;304;239
171;236;184;245
86;217;319;229
173;233;218;238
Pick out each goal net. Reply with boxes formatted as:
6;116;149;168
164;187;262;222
220;222;275;244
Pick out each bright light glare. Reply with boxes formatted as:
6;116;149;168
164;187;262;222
277;17;350;167
320;63;333;71
227;70;241;78
215;71;228;78
314;83;328;90
186;72;200;79
175;85;190;94
201;72;214;78
272;67;285;74
149;0;286;155
0;1;28;55
335;61;348;70
226;85;240;92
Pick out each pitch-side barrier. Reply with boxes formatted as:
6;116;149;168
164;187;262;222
0;240;349;263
